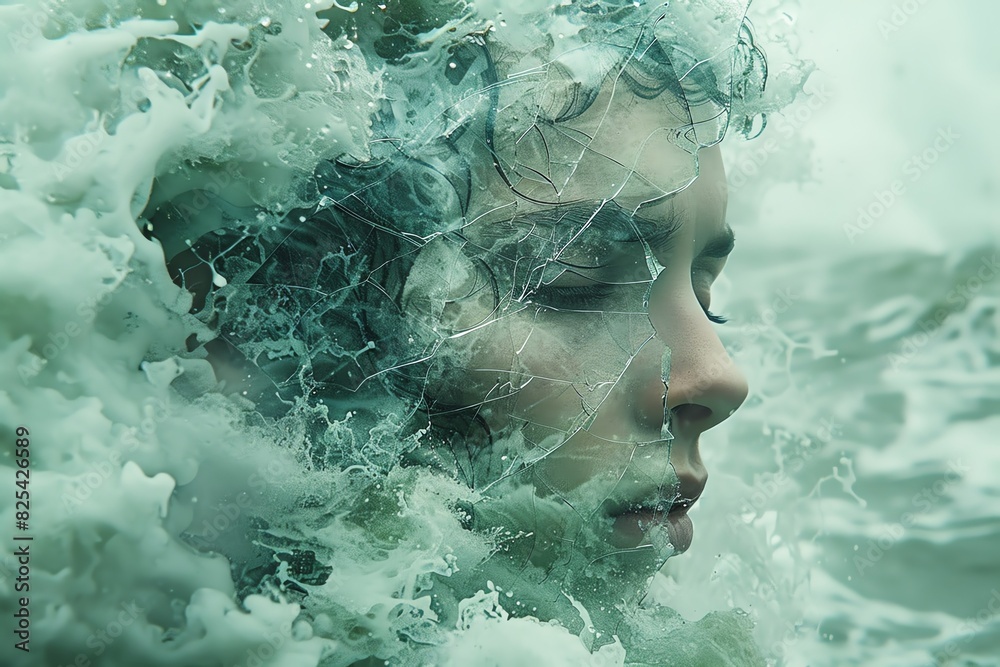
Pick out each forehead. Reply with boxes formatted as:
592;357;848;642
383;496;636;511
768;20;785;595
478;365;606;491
459;62;730;249
478;84;708;215
641;145;729;256
463;143;729;264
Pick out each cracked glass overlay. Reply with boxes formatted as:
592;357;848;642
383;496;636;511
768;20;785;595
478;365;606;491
142;0;773;659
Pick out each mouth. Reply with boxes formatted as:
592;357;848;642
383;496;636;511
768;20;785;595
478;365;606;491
607;473;706;554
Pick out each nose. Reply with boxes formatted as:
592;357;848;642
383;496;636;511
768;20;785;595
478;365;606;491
635;287;749;440
663;323;748;435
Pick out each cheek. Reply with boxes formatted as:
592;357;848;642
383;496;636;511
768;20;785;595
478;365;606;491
430;309;652;431
645;265;697;336
401;237;496;332
428;312;586;419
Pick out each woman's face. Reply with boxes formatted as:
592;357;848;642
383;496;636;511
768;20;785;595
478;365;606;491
402;84;748;564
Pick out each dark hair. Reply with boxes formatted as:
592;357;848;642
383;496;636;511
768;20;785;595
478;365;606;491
167;8;768;476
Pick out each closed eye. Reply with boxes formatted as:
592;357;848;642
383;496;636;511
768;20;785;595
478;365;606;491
529;283;618;310
529;273;654;313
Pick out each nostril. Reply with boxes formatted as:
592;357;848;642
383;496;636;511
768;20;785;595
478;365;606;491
672;403;712;424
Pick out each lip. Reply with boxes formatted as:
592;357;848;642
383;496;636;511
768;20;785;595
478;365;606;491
607;473;706;553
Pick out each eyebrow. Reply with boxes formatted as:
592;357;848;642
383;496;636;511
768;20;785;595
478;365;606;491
526;202;636;236
540;203;683;250
510;203;648;255
630;208;682;254
514;202;732;260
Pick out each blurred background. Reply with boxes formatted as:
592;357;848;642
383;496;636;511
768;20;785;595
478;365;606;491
679;1;1000;664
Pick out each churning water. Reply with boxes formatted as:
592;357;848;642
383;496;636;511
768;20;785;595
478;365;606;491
0;1;997;666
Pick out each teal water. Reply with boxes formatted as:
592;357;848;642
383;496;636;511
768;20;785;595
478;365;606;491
706;3;1000;663
0;1;997;666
